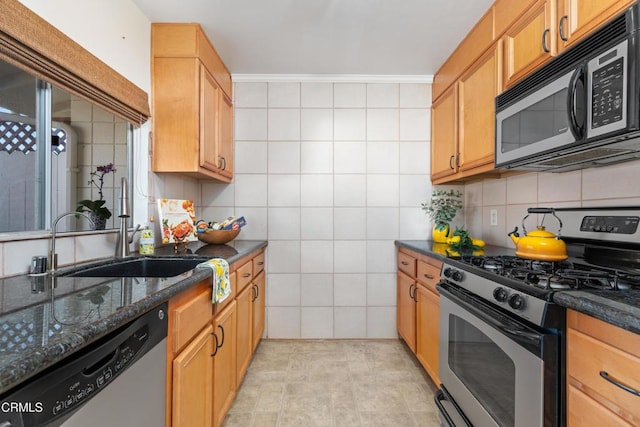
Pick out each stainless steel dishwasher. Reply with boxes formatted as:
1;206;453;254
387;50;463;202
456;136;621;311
0;302;168;427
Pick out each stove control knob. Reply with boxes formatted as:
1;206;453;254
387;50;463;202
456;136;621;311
451;270;464;281
493;287;508;303
508;294;526;310
443;268;453;278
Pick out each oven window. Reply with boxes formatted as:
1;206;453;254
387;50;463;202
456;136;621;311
449;315;515;426
501;88;569;154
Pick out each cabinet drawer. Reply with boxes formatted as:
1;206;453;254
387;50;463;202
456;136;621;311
172;288;212;353
417;260;440;293
567;328;640;423
236;261;253;292
253;251;265;276
568;384;633;427
397;251;417;277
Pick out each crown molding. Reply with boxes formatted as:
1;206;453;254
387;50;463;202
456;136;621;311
232;74;433;84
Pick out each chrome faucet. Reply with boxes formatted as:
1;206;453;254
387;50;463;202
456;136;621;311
115;177;140;258
48;212;94;275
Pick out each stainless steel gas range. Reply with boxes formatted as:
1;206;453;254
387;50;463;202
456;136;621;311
434;207;640;427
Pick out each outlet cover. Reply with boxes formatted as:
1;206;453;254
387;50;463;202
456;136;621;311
490;209;498;226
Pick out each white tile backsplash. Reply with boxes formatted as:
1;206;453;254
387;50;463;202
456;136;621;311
301;307;333;338
301;109;333;141
334;241;367;273
334;207;367;240
367;141;399;174
268;109;300;141
234;174;268;207
234;141;268;174
400;83;431;108
301;175;333;206
366;109;399;141
300;141;334;174
400;109;430;141
300;240;334;273
367;83;399;108
268;82;300;108
267;273;301;306
366;273;396;306
234;82;268;108
334;175;367;207
268;208;301;240
367;307;397;338
367;175;399;207
366;208;399;239
334;307;367;338
267;307;301;338
334;109;366;141
334;273;367;305
334;83;366;108
301;83;333;108
301;207;333;240
301;274;334;306
268;175;301;206
235;109;268;140
400;141;430;174
268;141;301;174
334;141;366;174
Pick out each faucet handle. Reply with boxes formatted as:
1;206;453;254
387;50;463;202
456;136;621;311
128;224;142;244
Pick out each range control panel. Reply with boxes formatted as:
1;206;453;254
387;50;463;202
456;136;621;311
580;215;639;234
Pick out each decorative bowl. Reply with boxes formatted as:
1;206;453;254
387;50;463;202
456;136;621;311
197;228;240;245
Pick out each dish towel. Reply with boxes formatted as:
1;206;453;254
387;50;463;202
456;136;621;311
197;258;231;303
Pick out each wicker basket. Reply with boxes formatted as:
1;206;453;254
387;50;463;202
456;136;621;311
197;228;240;245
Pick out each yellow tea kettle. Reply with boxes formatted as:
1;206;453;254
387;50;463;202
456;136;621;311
508;208;568;261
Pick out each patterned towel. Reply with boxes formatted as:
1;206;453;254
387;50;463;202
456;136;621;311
198;258;231;303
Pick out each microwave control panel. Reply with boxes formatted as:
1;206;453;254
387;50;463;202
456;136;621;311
591;56;624;128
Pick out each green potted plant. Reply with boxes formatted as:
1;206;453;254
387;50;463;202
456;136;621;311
76;163;116;230
421;189;463;243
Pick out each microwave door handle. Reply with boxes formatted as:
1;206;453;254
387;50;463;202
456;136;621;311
567;64;586;140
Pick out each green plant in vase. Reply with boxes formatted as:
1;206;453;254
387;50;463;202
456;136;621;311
76;163;116;230
421;189;463;243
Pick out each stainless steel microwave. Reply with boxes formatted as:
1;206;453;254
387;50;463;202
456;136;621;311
495;3;640;172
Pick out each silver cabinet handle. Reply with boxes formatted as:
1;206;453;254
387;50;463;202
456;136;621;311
542;28;551;53
559;15;568;41
599;371;640;397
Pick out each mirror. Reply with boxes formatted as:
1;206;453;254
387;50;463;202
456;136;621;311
0;60;132;234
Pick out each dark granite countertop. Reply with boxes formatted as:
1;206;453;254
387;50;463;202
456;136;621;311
395;240;640;335
0;240;267;395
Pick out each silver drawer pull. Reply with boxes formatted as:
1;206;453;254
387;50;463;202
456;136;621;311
599;371;640;397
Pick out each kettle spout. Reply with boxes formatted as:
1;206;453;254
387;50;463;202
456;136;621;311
508;226;520;246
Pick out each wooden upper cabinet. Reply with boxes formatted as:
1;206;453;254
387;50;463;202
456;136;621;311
458;43;501;173
431;85;458;181
501;0;635;88
503;0;557;88
557;0;635;51
151;23;233;182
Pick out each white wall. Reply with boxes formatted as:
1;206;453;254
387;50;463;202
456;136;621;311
202;80;432;338
463;161;640;247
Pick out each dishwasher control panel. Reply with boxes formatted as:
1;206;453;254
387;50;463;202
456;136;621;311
0;303;167;426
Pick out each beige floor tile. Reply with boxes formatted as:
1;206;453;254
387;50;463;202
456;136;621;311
222;339;439;427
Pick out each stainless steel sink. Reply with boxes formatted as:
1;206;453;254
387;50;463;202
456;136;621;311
60;257;211;278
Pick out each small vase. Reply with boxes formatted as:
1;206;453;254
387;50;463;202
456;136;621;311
89;213;107;230
432;223;452;243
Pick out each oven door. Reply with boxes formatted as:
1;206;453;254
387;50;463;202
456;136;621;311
437;282;559;427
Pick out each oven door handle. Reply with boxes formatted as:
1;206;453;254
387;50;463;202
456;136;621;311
434;387;473;427
438;282;543;353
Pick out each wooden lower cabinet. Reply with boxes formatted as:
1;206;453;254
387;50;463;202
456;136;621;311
397;270;417;352
252;271;266;352
212;301;237;427
416;284;440;385
235;283;253;386
396;247;442;385
168;248;267;426
566;309;640;426
172;324;214;427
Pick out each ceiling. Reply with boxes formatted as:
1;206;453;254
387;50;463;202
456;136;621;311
132;0;494;77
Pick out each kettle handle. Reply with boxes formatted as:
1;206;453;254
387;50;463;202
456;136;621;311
522;208;563;236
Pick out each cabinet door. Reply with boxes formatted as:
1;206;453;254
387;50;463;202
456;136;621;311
172;324;213;427
458;43;501;173
431;85;458;181
503;0;557;88
397;271;416;352
218;93;234;179
252;271;266;352
236;283;253;386
416;285;440;385
212;300;237;427
200;64;221;172
558;0;635;51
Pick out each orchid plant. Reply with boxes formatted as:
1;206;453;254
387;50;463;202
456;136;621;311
76;163;117;220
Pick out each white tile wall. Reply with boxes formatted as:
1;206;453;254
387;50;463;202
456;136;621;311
464;161;640;248
200;80;432;338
